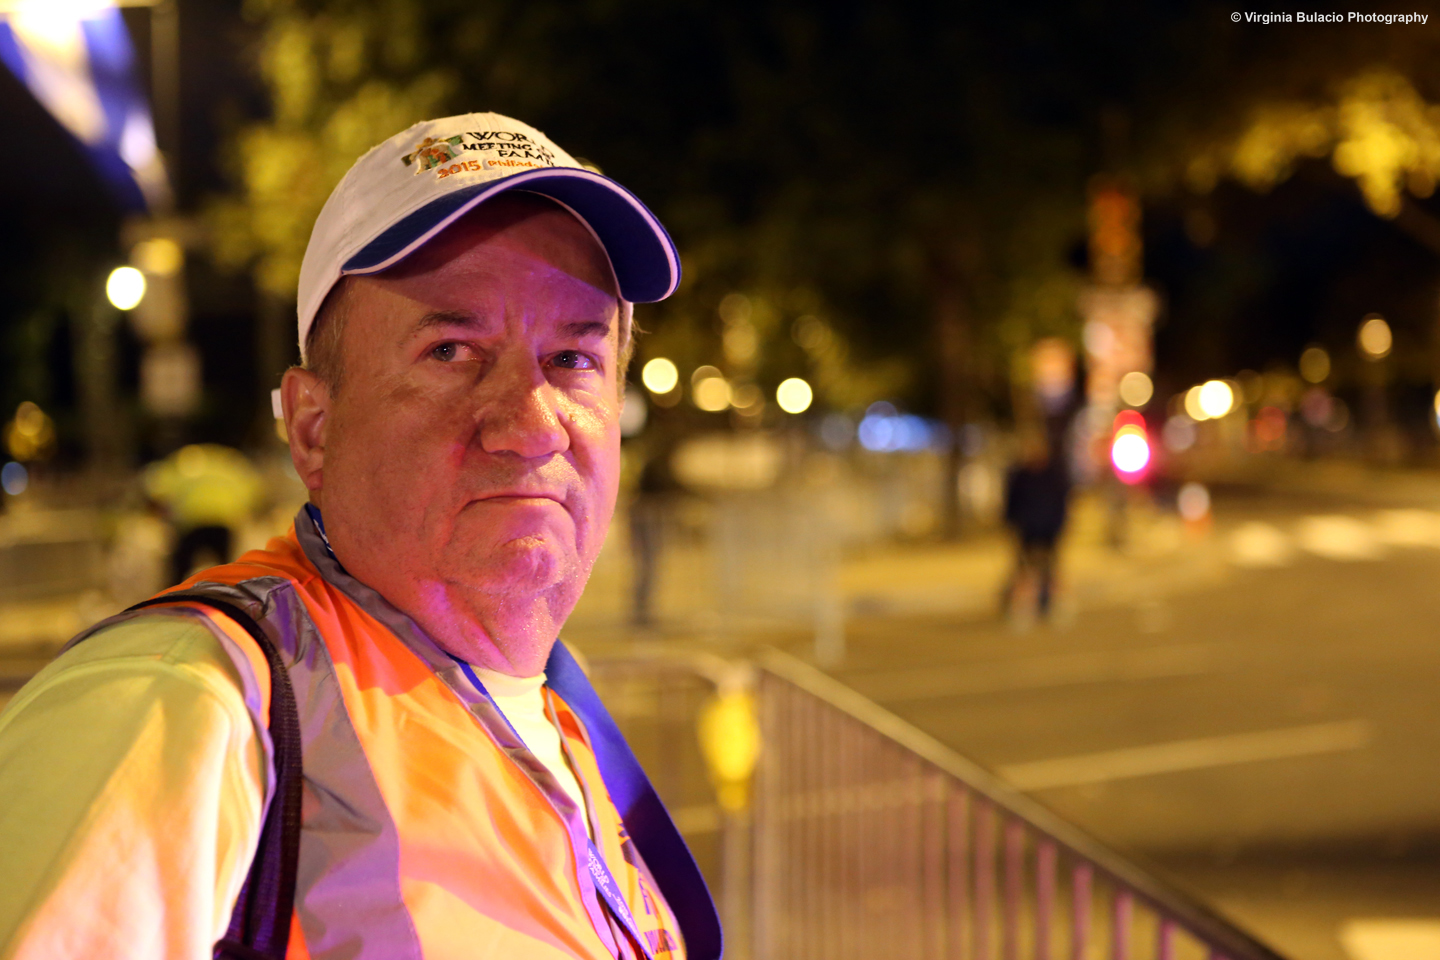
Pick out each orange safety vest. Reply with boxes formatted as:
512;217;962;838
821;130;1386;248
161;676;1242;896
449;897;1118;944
76;510;719;960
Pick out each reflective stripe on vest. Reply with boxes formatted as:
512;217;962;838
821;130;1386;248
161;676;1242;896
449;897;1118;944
75;510;718;960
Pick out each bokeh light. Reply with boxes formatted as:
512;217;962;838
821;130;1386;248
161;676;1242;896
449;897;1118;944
858;403;941;452
619;387;647;437
1162;415;1197;452
1177;482;1211;523
1198;380;1235;419
731;382;764;412
1299;346;1331;383
1111;429;1150;478
641;357;679;395
106;266;146;310
132;237;184;276
1118;371;1154;407
1358;314;1392;360
693;374;732;412
4;401;55;461
1;461;28;496
775;377;813;414
1184;386;1208;421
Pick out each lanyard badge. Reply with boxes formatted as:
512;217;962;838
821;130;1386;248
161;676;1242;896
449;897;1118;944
453;657;656;960
586;838;657;960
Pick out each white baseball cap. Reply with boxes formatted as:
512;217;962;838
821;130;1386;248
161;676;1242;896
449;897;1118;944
295;111;680;360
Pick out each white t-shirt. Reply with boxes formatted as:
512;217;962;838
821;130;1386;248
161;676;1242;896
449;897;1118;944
465;665;592;837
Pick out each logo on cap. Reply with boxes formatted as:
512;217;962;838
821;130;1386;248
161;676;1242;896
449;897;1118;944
401;129;559;178
402;135;464;172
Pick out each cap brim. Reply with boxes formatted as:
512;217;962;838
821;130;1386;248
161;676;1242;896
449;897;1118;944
340;168;679;302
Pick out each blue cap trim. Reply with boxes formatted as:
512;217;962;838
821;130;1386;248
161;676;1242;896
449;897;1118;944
341;168;680;303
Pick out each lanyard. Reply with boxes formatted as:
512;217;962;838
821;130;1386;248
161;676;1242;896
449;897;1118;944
453;658;656;960
585;837;657;960
304;504;340;563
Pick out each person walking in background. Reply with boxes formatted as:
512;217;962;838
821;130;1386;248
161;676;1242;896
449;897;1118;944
629;440;682;628
1001;430;1071;621
143;443;264;583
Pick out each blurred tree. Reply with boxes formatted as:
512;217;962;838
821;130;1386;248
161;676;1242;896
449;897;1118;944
209;0;453;298
1183;69;1440;249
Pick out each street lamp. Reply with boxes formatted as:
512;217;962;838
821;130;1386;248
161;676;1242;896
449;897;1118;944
106;265;146;310
775;377;813;414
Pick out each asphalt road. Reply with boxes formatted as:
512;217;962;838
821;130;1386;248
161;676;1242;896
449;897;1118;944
807;482;1440;960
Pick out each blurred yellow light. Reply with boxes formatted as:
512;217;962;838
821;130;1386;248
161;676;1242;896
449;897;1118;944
693;376;732;412
1198;380;1234;419
1184;385;1209;421
697;691;761;813
1299;346;1331;383
13;401;44;438
1358;314;1392;360
775;377;813;414
640;357;679;395
1118;371;1154;408
132;237;184;277
4;401;55;461
731;382;763;411
691;364;723;387
106;266;146;310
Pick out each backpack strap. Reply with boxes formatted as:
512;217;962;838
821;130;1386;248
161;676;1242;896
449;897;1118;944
125;593;303;960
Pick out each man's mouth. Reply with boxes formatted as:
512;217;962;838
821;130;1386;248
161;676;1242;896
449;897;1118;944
473;491;566;505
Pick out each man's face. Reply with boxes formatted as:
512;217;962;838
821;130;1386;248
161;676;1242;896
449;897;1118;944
285;195;623;673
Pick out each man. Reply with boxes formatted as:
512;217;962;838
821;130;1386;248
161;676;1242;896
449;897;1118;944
0;113;720;960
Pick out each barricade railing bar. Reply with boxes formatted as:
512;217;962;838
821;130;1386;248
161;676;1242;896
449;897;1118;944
588;647;1287;960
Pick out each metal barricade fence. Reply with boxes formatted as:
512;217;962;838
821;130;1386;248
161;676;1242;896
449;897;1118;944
588;648;1285;960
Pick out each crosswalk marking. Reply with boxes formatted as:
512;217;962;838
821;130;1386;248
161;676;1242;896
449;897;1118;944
1341;919;1440;960
854;643;1219;702
998;719;1373;791
1226;509;1440;569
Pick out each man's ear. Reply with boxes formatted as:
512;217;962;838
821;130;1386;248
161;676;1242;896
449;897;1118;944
282;367;330;496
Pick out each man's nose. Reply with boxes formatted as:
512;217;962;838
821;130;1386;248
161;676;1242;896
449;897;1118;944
477;357;569;459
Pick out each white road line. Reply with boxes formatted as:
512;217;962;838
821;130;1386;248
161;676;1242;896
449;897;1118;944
1340;919;1440;960
1295;515;1385;561
1228;521;1295;568
998;719;1373;791
856;643;1219;702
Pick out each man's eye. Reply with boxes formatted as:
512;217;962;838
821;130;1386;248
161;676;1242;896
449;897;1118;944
551;350;596;370
431;342;461;362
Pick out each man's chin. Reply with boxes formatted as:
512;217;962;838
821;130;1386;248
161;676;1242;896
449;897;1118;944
463;539;581;601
